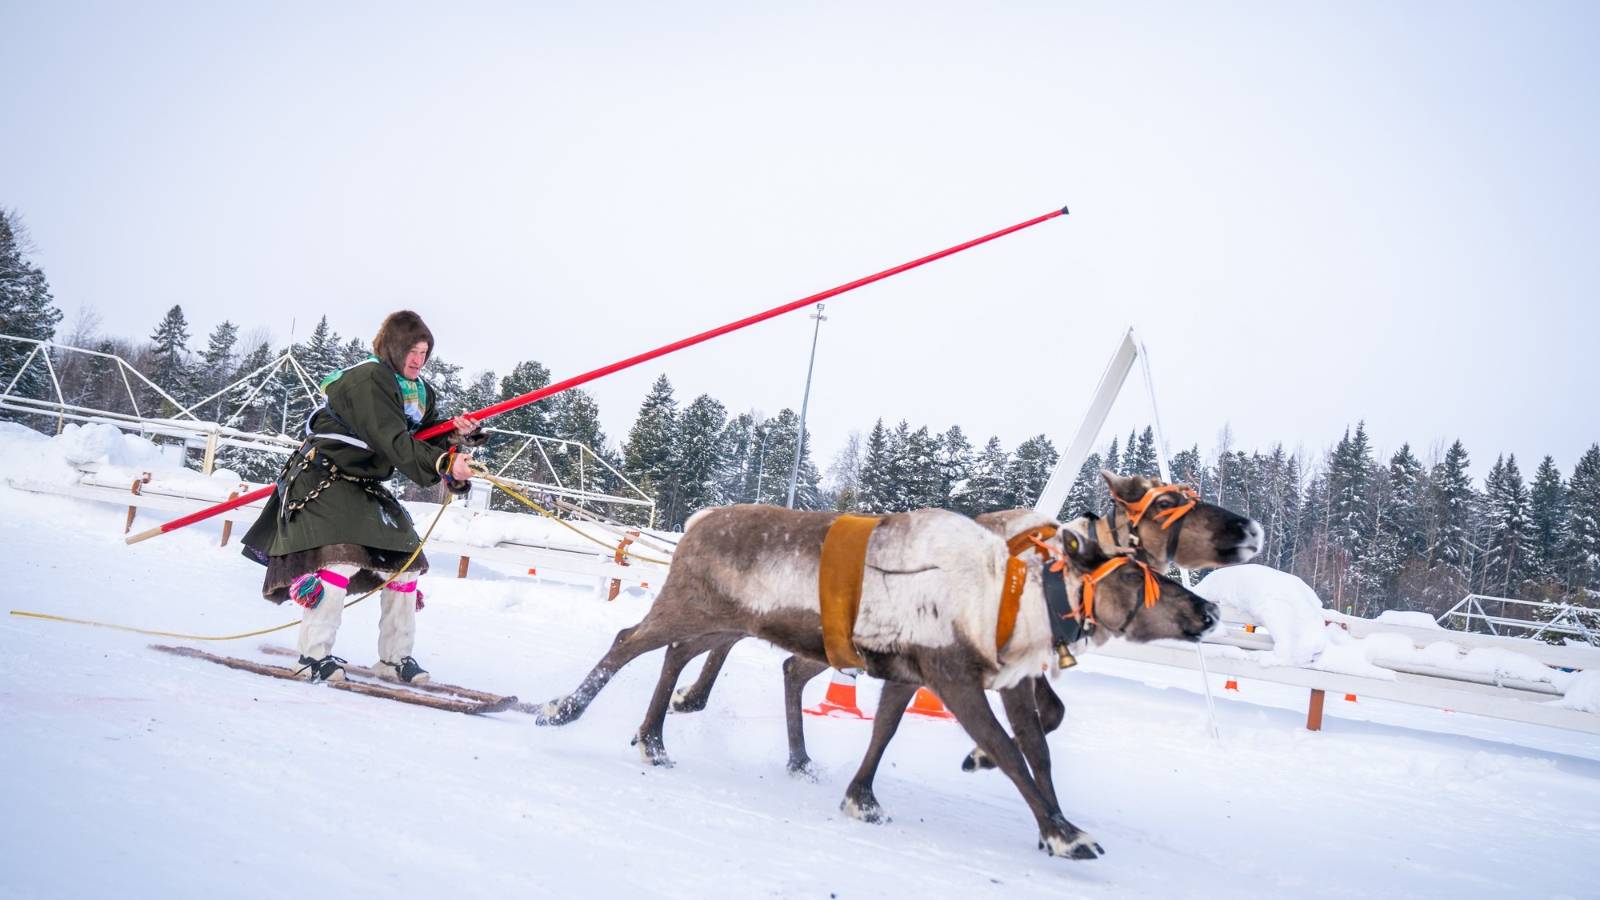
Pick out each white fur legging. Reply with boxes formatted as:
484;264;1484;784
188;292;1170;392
296;564;420;663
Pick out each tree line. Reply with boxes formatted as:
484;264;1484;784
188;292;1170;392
3;208;1596;624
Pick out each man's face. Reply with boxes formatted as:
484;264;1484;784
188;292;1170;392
403;341;429;379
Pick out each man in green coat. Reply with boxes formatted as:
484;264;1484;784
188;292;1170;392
241;310;484;683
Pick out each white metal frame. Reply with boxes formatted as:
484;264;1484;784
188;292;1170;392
1033;327;1173;516
1438;594;1600;647
1;334;656;519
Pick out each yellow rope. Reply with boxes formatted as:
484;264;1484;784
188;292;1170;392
469;465;673;567
8;493;452;642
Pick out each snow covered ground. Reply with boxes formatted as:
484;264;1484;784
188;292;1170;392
3;424;1599;899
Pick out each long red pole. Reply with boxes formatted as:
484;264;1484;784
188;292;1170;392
127;205;1068;544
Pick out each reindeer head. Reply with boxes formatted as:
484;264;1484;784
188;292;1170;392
1058;525;1220;643
1101;471;1263;568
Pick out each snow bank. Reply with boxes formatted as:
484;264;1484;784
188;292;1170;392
1556;671;1600;712
1193;564;1330;665
1374;610;1444;629
1192;563;1584;694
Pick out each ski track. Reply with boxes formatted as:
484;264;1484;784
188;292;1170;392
2;485;1599;899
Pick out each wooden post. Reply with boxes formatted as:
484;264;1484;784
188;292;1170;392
457;556;471;578
124;475;150;534
201;431;219;476
607;530;638;602
218;491;240;546
1306;688;1326;732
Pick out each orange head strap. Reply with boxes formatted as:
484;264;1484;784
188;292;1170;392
1078;554;1161;626
1116;483;1199;530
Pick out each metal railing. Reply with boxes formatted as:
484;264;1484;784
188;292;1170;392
1437;593;1600;647
1;333;655;522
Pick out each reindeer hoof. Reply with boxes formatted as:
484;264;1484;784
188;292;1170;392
636;734;674;768
787;758;820;782
1040;822;1102;860
841;794;888;824
534;698;576;726
961;748;996;772
669;687;708;714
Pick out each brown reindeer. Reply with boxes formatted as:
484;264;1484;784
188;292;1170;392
664;472;1262;775
535;502;1220;859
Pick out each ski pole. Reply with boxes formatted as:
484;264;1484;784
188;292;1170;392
126;204;1069;544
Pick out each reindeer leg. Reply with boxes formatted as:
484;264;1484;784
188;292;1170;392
632;633;730;767
670;637;739;713
781;655;828;778
963;675;1064;772
1000;681;1061;817
1035;676;1066;734
536;614;686;726
840;680;917;824
931;678;1103;860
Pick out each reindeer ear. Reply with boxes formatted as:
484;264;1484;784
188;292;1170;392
1060;526;1105;573
1101;469;1138;502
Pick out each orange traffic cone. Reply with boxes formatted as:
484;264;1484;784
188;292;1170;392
904;686;956;720
804;671;871;719
1224;679;1240;692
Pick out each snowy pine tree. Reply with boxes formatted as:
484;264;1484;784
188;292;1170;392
934;425;973;510
1326;423;1373;563
496;360;553;436
900;425;942;509
1424;440;1477;610
952;435;1009;515
544;388;606;490
195;320;239;421
715;412;761;505
621;374;680;515
1125;426;1159;478
224;340;279;431
1563;444;1600;595
1003;435;1058;510
341;337;368;367
1483;454;1535;596
855;419;896;513
145;305;193;412
1528;455;1569;580
297;316;344;383
662;394;728;527
422;353;464;406
0;209;63;416
1060;451;1103;520
1217;449;1253;516
758;408;820;509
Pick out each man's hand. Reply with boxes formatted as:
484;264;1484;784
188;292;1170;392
451;414;481;437
449;451;474;483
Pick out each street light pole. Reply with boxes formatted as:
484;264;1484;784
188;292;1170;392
754;424;776;504
785;303;826;509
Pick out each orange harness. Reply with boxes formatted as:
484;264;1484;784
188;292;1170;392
1079;555;1161;624
1022;530;1161;641
1108;483;1199;565
1115;483;1199;530
995;525;1059;651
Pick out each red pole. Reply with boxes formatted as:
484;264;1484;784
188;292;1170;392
126;205;1068;544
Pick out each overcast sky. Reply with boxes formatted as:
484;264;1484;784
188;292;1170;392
3;1;1596;481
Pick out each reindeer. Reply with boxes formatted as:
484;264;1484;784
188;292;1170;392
663;472;1263;775
535;501;1221;858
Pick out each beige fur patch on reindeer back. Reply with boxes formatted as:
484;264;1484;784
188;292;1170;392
850;510;1001;655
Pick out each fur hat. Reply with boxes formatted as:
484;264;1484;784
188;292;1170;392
372;310;435;373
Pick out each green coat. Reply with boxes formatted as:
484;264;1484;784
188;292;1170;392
242;360;454;560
